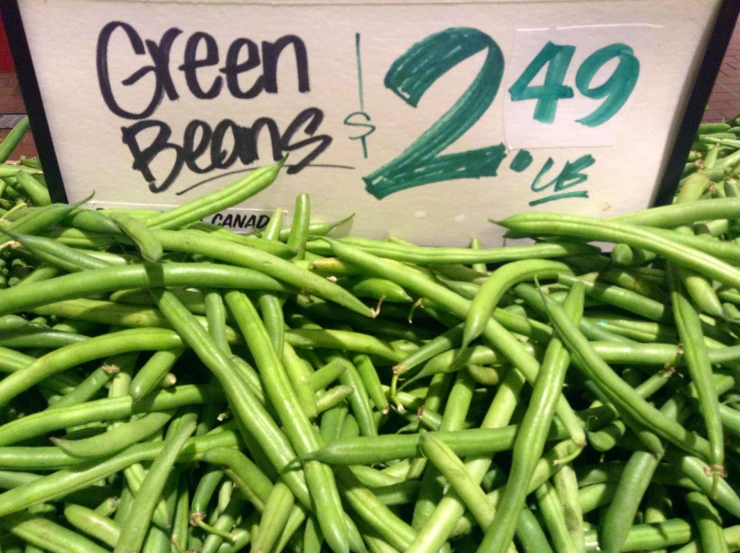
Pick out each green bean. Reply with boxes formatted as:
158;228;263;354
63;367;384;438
9;195;91;235
612;196;740;227
144;160;283;230
172;478;190;553
535;481;579;553
262;206;284;240
674;248;724;319
465;364;503;386
0;347;42;380
0;391;230;467
321;404;349;444
27;298;195;333
258;292;285;356
435;274;480;300
579;482;617;514
311;238;598;265
121;460;173;532
3;231;118;272
142;524;173;553
252;481;295;553
346;277;413;303
685;491;730;553
0;117;29;163
420;434;493;528
223;291;348;553
294;299;434;342
15;172;50;207
311;358;349;391
199;448;270;513
540;292;711;460
481;285;583;553
0;512;110;553
0;262;293;317
286;328;405;363
303;516;324;553
610;243;656;266
403;344;531;387
499;213;740;291
0;328;182;408
204;289;230;355
584;519;693;552
318;355;374;437
200;447;339;552
200;492;245;553
49;358;121;410
108;212;162;262
287;193;310;261
669;266;725;486
130;348;186;402
552;462;584;553
353;354;389;414
282;342;319;419
0;326;89;348
674;525;740;553
115;418;196;552
177;228;298;258
558;273;670;322
412;370;476;530
16;263;61;286
0;471;40;490
303;416;569;467
315;385;354;415
278;213;355;242
113;486;133;528
463;259;570;348
111;287;206;314
62;208;120;234
52;410;175;458
63;503;121;548
191;466;226;521
666;452;740;518
598;420;674;552
336;466;416;551
155;229;372;317
514;505;555;553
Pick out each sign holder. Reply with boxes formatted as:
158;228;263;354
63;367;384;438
1;1;66;202
1;0;739;214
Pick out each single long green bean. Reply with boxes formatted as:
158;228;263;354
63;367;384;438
0;262;293;317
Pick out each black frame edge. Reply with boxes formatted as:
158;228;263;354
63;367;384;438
0;0;67;203
655;0;740;206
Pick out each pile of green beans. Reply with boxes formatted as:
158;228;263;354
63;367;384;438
0;116;738;553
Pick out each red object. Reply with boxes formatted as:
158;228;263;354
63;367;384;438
0;17;14;71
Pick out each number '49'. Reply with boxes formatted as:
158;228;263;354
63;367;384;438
509;41;640;127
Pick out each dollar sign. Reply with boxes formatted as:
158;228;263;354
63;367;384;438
344;111;376;159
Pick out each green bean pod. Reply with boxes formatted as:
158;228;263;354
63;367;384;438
669;266;725;480
143;159;284;230
463;259;570;348
0;117;29;163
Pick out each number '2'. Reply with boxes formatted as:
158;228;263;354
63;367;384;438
363;28;507;200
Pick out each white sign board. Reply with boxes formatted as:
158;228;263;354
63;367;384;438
10;0;727;245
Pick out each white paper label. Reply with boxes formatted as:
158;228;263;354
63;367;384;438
15;0;721;245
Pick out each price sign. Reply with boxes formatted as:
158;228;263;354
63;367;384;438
3;0;735;245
